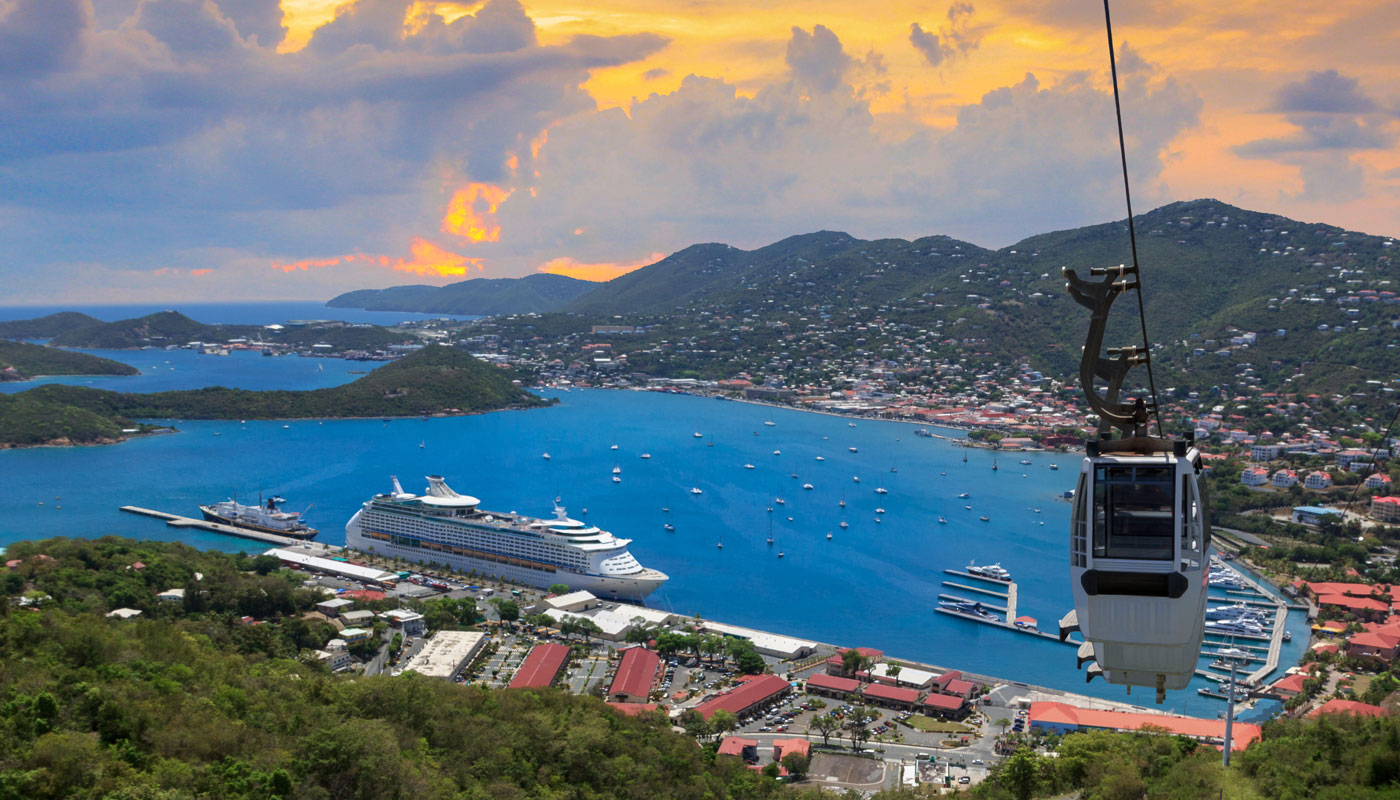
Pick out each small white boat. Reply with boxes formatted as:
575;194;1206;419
1049;464;1059;470
664;523;675;531
777;552;785;558
765;421;776;427
717;542;723;549
612;476;621;484
282;424;290;429
610;444;619;451
690;487;703;495
693;431;703;438
1019;459;1031;465
848;422;856;427
875;487;888;495
827;532;833;540
852;476;860;483
938;517;947;524
839;521;849;529
419;440;425;449
875;507;886;514
744;463;756;470
773;449;782;455
612;466;622;474
815;456;825;462
803;483;814;490
848;447;858;453
641;453;651;459
775;498;785;505
958;492;970;499
542;452;551;460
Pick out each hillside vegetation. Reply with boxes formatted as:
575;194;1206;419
0;312;101;340
0;346;547;446
557;199;1400;394
0;340;139;380
328;273;600;316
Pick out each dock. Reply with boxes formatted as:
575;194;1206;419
120;506;299;547
938;594;1008;614
1211;559;1289;684
943;580;1009;600
933;607;1080;645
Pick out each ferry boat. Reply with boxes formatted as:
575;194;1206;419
345;476;668;601
966;561;1011;581
1205;602;1264;621
1204;618;1264;636
201;496;318;539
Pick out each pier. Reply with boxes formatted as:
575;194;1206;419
1209;559;1289;685
942;580;1009;600
938;594;1008;614
120;506;300;547
933;607;1080;645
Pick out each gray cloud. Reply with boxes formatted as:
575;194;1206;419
910;3;982;67
212;0;284;47
0;0;89;77
786;24;850;93
1273;69;1377;114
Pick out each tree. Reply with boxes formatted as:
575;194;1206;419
549;583;570;595
679;709;712;740
845;707;876;751
781;751;810;780
998;746;1040;800
711;709;738;738
490;598;520;625
624;617;653;645
735;649;766;675
839;649;872;677
810;715;839;747
575;618;602;645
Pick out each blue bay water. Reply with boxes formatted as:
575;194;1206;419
0;361;1305;719
0;301;476;326
1;347;367;395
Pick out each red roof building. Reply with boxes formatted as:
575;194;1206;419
1347;622;1400;664
1317;593;1390;620
1310;699;1389;718
1029;702;1261;750
945;679;976;698
696;674;791;720
609;646;661;703
772;738;810;761
921;693;969;719
342;589;387;602
933;670;963;691
1269;673;1308;697
861;682;921;709
508;643;570;689
825;647;884;675
717;736;759;762
806;673;861;698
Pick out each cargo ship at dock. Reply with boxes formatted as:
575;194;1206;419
199;496;318;539
345;475;668;601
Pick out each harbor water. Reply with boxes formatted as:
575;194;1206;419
0;351;1308;717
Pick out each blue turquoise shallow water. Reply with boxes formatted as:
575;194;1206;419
0;354;1306;718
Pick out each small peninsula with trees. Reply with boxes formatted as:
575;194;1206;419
0;345;547;448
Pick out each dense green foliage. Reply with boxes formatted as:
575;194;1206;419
0;393;132;446
978;715;1400;800
0;340;139;380
328;273;600;315
0;537;851;800
270;326;410;351
0;312;101;340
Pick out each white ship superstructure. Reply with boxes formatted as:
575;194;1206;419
345;475;668;600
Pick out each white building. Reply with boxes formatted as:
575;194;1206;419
1304;471;1333;490
106;608;142;619
400;631;487;679
1250;444;1283;461
698;620;817;659
314;648;354;672
382;609;426;636
316;598;355;617
1240;467;1269;487
265;548;399;586
157;588;185;602
1271;469;1298;488
546;590;600;613
868;662;938;690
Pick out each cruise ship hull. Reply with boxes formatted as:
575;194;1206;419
199;506;318;540
344;509;666;601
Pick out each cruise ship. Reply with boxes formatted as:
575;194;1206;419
345;476;668;600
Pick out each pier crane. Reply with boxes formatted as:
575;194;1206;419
1056;1;1211;705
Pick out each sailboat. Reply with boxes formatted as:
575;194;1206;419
767;518;774;546
992;456;998;472
963;449;968;463
419;440;425;449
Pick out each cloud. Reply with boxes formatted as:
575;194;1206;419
910;3;982;68
1234;69;1393;202
786;24;850;93
1273;70;1377;114
211;0;285;47
536;252;666;282
0;0;89;77
643;67;670;80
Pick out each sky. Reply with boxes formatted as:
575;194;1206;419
1;0;1398;304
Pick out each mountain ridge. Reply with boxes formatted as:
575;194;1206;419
327;273;599;315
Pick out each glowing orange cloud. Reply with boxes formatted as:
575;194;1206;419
441;183;512;242
191;268;213;276
391;237;483;277
537;251;665;282
273;238;480;279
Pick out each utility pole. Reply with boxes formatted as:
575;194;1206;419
1221;646;1248;766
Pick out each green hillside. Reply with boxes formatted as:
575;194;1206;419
0;312;101;340
0;393;134;447
47;310;263;349
0;340;139;380
557;199;1400;398
328;273;600;315
0;345;547;446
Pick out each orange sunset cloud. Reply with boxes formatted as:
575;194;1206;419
537;252;666;282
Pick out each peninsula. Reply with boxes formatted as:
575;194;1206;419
0;340;139;382
0;345;547;448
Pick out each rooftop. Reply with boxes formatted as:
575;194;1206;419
508;643;570;689
609;646;660;699
1029;701;1261;750
401;631;486;679
696;674;790;720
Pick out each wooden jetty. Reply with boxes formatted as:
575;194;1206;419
120;506;298;547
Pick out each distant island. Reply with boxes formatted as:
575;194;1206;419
327;273;600;316
0;340;139;382
1;310;414;354
0;345;549;448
